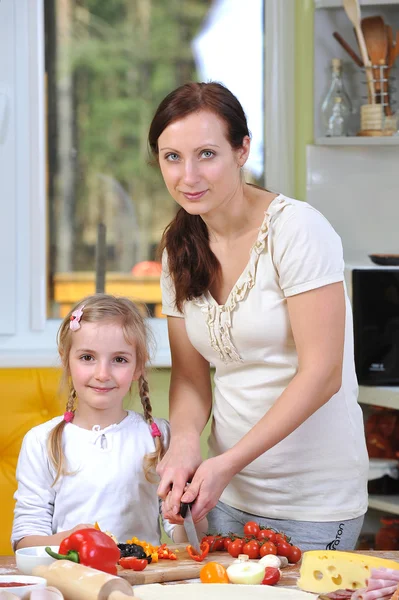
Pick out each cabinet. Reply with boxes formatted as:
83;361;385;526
359;387;399;515
313;0;399;144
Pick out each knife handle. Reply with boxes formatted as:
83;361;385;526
179;500;193;518
179;479;193;517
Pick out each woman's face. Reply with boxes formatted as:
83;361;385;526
157;110;250;216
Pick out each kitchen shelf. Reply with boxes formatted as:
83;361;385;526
368;495;399;515
316;136;399;145
359;386;399;409
316;0;399;8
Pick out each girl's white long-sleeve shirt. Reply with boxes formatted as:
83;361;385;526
12;411;174;549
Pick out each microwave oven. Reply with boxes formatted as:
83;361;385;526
352;268;399;385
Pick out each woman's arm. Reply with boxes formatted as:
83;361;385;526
156;316;213;520
183;282;346;522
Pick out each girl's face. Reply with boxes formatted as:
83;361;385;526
157;110;250;216
68;320;140;418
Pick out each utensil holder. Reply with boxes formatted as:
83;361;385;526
358;65;397;136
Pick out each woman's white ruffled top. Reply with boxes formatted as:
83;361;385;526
191;195;288;363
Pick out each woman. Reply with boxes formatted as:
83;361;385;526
149;82;368;551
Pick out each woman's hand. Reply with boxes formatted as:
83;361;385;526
157;437;202;523
177;455;235;523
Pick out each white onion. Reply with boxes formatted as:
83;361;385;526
226;561;265;585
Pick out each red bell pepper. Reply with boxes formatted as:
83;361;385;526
186;541;210;562
157;543;177;560
119;556;148;571
45;528;120;575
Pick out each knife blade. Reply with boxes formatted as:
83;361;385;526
180;502;201;553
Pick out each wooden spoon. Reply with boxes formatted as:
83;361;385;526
343;0;375;103
361;16;388;102
384;24;394;115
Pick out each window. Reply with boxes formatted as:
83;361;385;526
44;0;265;320
0;0;295;366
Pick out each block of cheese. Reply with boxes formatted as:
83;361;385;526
297;550;399;594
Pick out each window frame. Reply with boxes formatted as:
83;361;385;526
0;0;295;368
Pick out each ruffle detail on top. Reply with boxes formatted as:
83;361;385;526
193;195;288;363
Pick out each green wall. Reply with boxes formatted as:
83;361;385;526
294;0;314;200
127;368;212;460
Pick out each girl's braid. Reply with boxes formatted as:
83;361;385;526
66;388;77;413
139;375;165;482
139;375;153;423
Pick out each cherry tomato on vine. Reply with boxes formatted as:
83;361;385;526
257;529;277;543
275;532;289;544
243;521;260;537
288;545;302;563
211;536;226;552
259;541;277;557
228;538;245;558
224;537;233;551
202;535;215;548
275;539;292;558
242;539;260;559
262;566;281;586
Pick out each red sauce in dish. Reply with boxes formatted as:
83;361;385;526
0;582;33;587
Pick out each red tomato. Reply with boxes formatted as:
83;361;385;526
242;539;260;559
259;541;277;557
257;529;277;543
275;532;290;543
228;538;245;558
288;545;302;564
211;536;226;552
201;535;215;548
224;537;233;551
119;557;148;571
243;521;260;537
262;567;281;586
276;539;292;558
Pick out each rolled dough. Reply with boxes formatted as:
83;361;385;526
133;583;317;599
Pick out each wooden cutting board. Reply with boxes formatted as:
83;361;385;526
117;544;301;585
118;547;399;586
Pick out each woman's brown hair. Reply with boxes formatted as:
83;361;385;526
48;294;164;484
148;82;250;311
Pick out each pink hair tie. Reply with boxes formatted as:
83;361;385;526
70;305;84;331
64;411;74;423
150;422;161;438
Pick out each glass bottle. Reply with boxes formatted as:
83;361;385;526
321;58;352;137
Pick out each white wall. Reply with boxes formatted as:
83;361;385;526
307;144;399;265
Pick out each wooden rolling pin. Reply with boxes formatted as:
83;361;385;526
33;561;135;600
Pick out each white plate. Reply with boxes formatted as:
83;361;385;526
133;583;317;599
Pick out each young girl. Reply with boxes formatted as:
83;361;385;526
12;294;206;550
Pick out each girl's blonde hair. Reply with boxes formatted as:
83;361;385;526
48;293;164;485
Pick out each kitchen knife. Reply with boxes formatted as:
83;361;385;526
180;502;201;553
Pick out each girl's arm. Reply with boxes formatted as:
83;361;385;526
16;524;94;550
156;316;213;520
182;282;346;522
